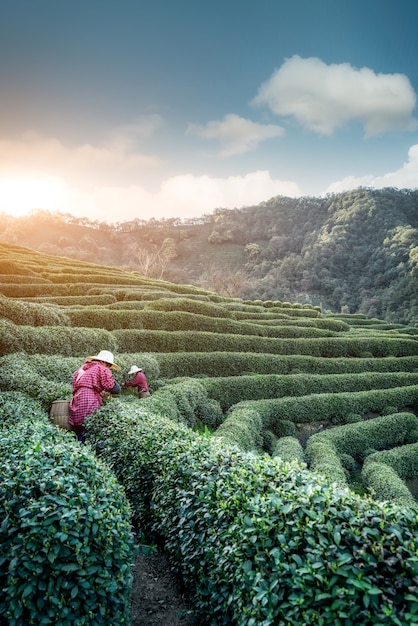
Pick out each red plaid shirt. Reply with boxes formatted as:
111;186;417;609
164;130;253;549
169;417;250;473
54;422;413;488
124;371;149;394
69;361;117;426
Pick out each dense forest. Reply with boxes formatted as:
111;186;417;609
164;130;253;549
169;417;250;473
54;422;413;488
1;186;418;325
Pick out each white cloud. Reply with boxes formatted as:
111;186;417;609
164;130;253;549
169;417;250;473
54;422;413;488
253;55;417;136
0;124;163;189
324;144;418;194
187;113;284;156
57;170;302;223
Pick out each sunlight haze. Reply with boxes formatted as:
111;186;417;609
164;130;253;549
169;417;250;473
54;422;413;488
0;0;417;223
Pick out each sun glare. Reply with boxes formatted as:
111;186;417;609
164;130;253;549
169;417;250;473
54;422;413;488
0;176;66;217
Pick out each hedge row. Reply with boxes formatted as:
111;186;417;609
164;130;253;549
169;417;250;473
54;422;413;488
113;329;418;357
362;461;418;511
200;371;418;411
65;308;337;338
145;297;234;318
309;412;418;459
237;316;350;332
0;320;118;358
151;351;418;378
0;274;50;283
20;294;117;306
230;385;418;432
366;442;418;479
224;301;321;316
2;343;418;399
272;435;305;464
305;439;348;488
305;413;418;490
0;283;72;297
0;295;71;327
85;398;418;625
0;392;135;626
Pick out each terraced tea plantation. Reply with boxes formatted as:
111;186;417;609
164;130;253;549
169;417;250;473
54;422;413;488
1;241;418;625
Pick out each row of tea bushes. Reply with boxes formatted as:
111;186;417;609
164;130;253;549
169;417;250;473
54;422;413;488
3;347;415;383
0;391;135;626
20;294;117;306
151;351;418;378
113;329;418;357
0;353;73;408
305;413;418;493
0;295;71;327
199;371;418;411
272;435;305;464
65;308;338;338
145;297;235;318
0;273;50;283
238;315;350;332
363;444;418;509
0;320;118;358
309;412;418;459
366;441;418;477
225;385;418;435
362;461;418;510
86;398;418;626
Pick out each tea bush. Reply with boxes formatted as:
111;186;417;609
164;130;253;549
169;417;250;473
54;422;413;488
0;295;71;327
113;329;418;356
272;436;305;464
0;320;118;357
22;294;117;306
305;439;349;488
362;461;418;511
233;386;418;432
200;371;418;411
152;351;418;378
0;392;135;626
86;399;418;626
309;412;418;460
365;442;418;479
145;297;234;318
214;405;264;452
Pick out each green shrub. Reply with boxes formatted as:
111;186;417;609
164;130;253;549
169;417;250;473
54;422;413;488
365;442;418;479
145;297;233;318
305;439;348;488
0;321;118;357
0;392;135;626
362;461;418;511
199;371;418;411
86;400;418;626
237;386;418;432
0;295;71;327
214;405;264;452
195;398;224;429
309;412;418;461
272;436;305;464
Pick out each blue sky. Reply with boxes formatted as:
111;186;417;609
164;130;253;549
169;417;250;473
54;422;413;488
0;0;418;223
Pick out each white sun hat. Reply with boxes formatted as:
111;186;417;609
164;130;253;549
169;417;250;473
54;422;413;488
128;365;142;375
87;350;120;370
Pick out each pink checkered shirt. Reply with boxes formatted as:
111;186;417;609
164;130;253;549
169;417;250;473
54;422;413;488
69;361;117;426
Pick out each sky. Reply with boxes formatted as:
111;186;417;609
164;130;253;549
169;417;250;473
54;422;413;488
1;0;418;224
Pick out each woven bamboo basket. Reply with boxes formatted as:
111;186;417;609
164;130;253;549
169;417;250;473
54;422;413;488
49;400;71;430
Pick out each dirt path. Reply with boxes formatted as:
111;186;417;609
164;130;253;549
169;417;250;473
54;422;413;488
131;550;197;626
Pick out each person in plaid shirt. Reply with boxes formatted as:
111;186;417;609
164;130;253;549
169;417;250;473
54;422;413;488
69;350;121;442
122;365;150;398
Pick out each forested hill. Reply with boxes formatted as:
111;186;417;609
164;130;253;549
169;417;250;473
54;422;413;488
1;186;418;324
